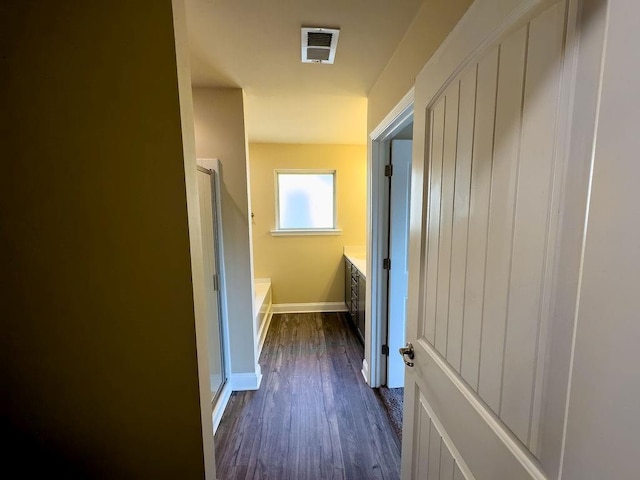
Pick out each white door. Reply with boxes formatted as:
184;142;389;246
387;139;412;388
402;1;593;478
197;168;226;400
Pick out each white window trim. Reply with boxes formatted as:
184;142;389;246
272;169;340;236
269;228;343;236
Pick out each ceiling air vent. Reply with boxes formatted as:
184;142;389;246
301;27;340;64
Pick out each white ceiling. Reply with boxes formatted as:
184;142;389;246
185;0;423;144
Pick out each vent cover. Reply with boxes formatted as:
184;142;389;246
301;27;340;64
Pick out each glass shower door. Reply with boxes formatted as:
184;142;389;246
197;166;226;402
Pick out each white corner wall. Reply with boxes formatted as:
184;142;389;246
192;88;260;386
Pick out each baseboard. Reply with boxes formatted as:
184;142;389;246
272;302;348;314
211;382;232;434
213;368;263;432
361;358;370;385
229;367;263;391
257;308;274;357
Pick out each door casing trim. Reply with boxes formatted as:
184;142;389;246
365;88;414;387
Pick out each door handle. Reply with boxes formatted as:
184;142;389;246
399;342;415;367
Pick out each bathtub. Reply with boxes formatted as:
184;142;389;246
254;278;273;356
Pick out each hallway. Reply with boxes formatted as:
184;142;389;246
215;312;401;479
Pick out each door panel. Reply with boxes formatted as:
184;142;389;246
477;23;528;415
500;4;566;445
433;81;459;357
460;49;498;391
414;390;474;480
446;70;476;373
387;139;412;388
421;100;444;343
403;1;581;478
412;346;541;479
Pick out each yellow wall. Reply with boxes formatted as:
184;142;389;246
1;1;206;476
367;0;473;130
249;144;366;304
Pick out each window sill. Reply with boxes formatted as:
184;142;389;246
270;228;343;237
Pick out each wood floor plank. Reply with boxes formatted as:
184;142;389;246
215;312;401;480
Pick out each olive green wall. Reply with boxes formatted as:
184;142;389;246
1;1;206;477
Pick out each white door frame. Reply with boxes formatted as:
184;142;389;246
364;89;414;388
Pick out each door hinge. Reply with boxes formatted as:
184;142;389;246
384;164;393;177
381;344;390;355
213;274;219;292
383;258;391;270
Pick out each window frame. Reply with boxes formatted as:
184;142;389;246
271;169;342;236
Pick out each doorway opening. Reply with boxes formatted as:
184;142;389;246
366;89;414;440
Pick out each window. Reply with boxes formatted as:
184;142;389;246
272;170;341;235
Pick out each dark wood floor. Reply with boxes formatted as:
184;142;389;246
215;312;401;480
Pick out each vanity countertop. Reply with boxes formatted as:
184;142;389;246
344;253;366;278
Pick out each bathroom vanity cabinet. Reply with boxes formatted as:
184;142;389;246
344;256;366;344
